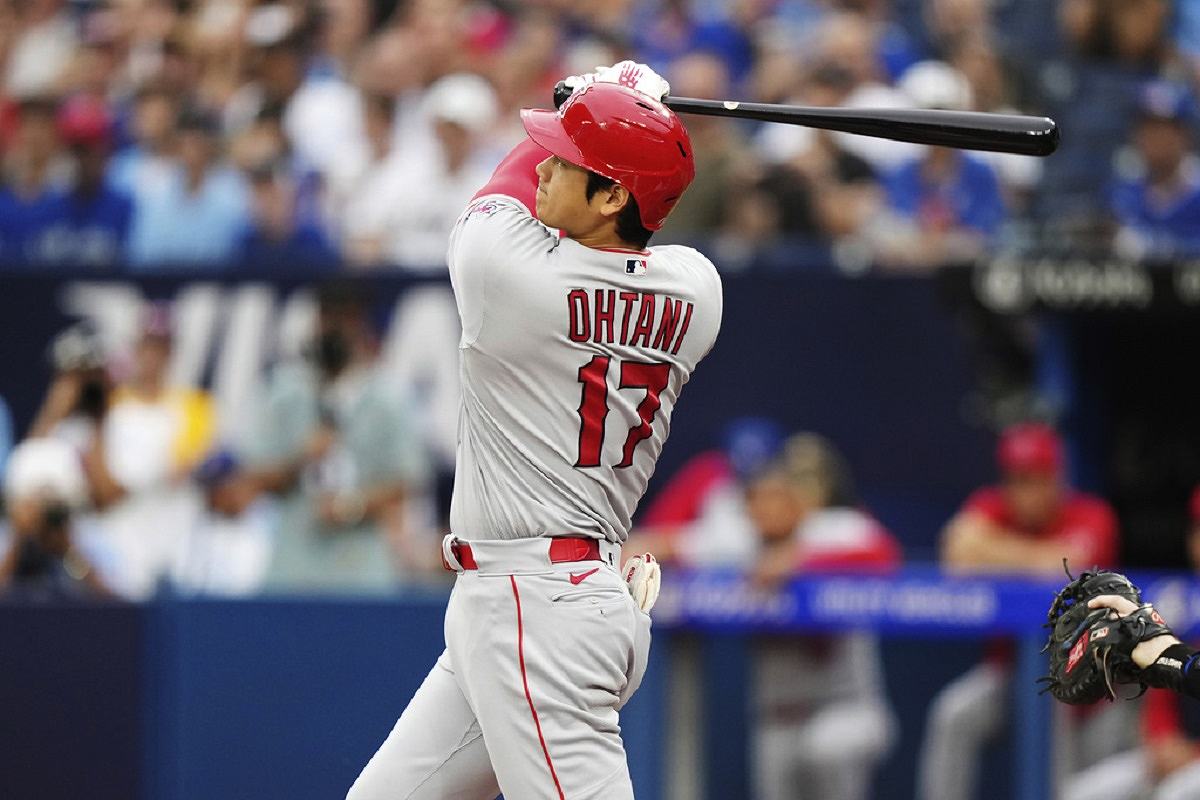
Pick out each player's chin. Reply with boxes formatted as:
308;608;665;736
534;195;553;226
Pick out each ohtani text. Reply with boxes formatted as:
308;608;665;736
566;289;694;355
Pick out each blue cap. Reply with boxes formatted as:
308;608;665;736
722;417;785;481
1137;80;1197;124
193;449;239;488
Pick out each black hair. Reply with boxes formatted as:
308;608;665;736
17;96;57;119
584;171;653;249
177;105;221;136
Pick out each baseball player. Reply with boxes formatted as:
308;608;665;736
347;63;722;800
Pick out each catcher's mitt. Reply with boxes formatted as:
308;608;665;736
1039;563;1174;704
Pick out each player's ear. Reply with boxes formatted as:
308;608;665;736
599;184;632;219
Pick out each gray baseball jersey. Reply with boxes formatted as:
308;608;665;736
446;193;723;544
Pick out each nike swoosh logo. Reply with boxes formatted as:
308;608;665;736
569;568;600;585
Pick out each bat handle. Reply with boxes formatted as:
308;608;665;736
553;81;573;110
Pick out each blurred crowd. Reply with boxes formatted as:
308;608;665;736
3;0;1200;273
0;287;439;600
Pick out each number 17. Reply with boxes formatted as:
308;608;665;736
575;356;671;468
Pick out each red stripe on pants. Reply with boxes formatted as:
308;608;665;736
510;575;566;800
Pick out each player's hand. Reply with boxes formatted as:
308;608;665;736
750;542;798;589
1088;594;1141;617
555;61;670;108
622;553;661;613
1089;595;1183;668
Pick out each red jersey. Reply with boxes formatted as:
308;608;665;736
962;486;1119;568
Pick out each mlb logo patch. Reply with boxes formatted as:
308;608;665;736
626;258;648;275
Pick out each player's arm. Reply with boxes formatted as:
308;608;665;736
314;482;406;528
470;139;547;214
753;519;900;587
941;511;1076;572
1089;594;1200;699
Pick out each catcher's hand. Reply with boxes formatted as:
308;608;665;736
1089;594;1184;669
1040;564;1177;704
554;61;670;110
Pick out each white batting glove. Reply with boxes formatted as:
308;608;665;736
561;61;670;103
622;553;661;613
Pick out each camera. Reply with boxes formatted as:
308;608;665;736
48;322;106;373
47;322;110;419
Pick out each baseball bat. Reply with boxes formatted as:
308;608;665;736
663;96;1059;157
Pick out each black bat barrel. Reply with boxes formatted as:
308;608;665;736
663;97;1059;157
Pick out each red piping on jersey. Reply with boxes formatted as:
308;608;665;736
510;575;566;800
595;246;651;256
472;139;548;215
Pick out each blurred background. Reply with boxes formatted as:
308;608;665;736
3;0;1200;798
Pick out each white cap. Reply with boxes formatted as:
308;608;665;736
5;438;88;508
423;73;498;133
245;4;296;47
899;60;973;111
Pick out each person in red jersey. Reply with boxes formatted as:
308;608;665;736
942;422;1117;573
918;423;1122;800
746;434;900;800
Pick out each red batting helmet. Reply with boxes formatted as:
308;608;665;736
520;83;694;231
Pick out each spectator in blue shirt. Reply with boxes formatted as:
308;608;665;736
237;161;337;271
0;97;70;267
885;151;1004;235
878;61;1005;269
107;85;179;199
1111;80;1200;259
21;96;133;268
127;106;249;269
631;0;756;86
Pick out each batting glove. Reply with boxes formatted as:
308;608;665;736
555;61;670;109
622;553;661;613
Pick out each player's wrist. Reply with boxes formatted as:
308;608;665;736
1135;636;1185;669
1137;642;1196;695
